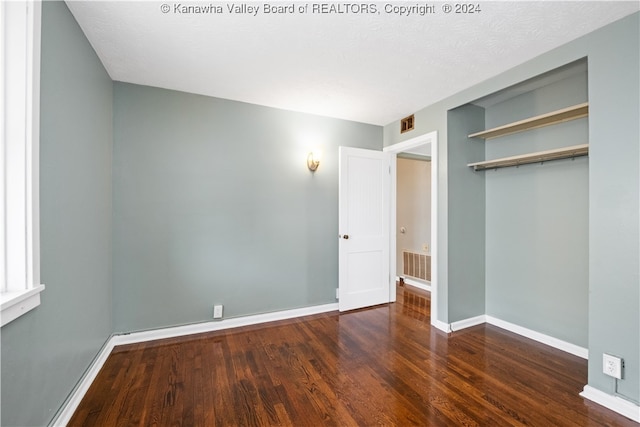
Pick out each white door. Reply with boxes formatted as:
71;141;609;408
338;147;391;312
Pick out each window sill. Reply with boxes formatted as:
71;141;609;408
1;284;45;327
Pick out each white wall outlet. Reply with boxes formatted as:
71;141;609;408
602;353;623;379
213;304;223;319
422;244;429;252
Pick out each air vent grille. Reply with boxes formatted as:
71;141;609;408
403;251;431;281
401;114;415;134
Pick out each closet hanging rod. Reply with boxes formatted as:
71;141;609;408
468;144;589;171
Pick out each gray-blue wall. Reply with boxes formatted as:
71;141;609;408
2;3;637;424
0;2;113;426
112;83;382;332
586;13;639;403
446;105;485;322
384;11;639;407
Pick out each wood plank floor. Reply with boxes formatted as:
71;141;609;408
69;285;636;426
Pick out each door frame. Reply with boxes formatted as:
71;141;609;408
384;131;442;330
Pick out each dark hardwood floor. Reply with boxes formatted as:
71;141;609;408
69;285;635;426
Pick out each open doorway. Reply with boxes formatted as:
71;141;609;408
384;131;440;329
396;155;431;292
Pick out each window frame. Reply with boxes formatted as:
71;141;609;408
1;0;44;327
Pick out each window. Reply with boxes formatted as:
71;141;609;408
1;0;44;327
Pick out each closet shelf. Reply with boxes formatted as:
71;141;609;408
468;102;589;140
468;144;589;171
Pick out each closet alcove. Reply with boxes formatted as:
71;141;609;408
452;58;590;348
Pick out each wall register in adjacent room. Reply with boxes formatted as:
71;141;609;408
401;114;415;134
403;251;431;282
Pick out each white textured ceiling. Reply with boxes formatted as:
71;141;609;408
65;1;639;125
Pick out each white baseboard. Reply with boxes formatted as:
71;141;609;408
431;319;451;333
112;303;338;346
580;385;640;423
50;303;339;426
399;276;431;292
445;314;588;360
406;278;431;292
50;335;118;426
450;315;486;332
485;315;588;359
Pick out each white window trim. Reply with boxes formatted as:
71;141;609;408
1;0;44;327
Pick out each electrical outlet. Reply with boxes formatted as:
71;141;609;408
422;244;429;252
602;353;623;379
213;304;223;319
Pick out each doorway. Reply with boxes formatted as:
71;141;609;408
384;131;440;329
396;155;431;291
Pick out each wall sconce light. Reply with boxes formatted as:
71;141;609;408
307;151;321;172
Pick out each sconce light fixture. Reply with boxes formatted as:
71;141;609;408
307;151;321;172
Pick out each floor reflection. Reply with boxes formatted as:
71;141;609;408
398;282;431;321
